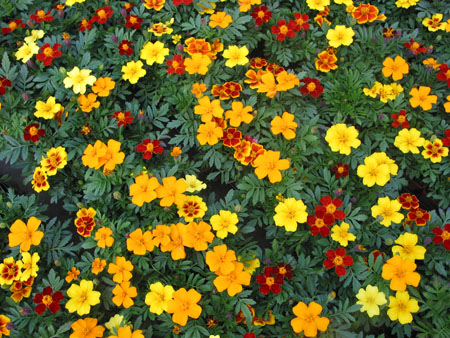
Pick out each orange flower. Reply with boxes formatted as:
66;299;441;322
91;258;106;275
315;50;338;73
291;301;330;337
160;223;187;260
276;71;300;91
409;86;437;111
205;244;236;275
351;3;379;24
257;72;278;98
170;146;183;157
126;228;155;255
213;261;251;296
270;112;297;140
112;281;137;308
209;11;232;29
91;77;115;97
382;56;409;81
183;221;215;251
166;288;202;326
155;176;188;207
151;224;171;247
254;150;290;183
381;255;421;291
109;326;144;338
94;227;114;248
78;93;100;113
191;83;207;98
184;54;212;75
194;96;224;122
225;101;254;127
70;317;105;338
129;173;160;207
197;121;224;146
8;216;44;252
65;267;80;283
108;256;134;283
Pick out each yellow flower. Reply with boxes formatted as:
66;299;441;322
104;314;123;334
183;175;207;193
24;30;45;44
140;41;169;65
371;197;404;227
409;86;437;111
15;41;39;63
387;291;419;324
8;216;44;253
357;156;390;187
197;121;223;146
34;96;62;119
145;282;175;315
184;54;212;75
209;12;233;29
177;195;207;222
356;285;387;318
326;25;355;48
20;252;39;281
63;67;96;95
422;13;446;32
166;288;202;326
110;326;144;338
273;198;308;232
129;173;160;207
254;150;290;183
421;138;449;163
392;232;426;262
270;112;298;140
394;128;425;154
31;166;50;192
121;60;147;84
306;0;330;10
172;34;182;44
222;45;249;68
66;0;86;5
325;123;361;155
65;280;101;315
239;255;260;274
444;94;450;113
210;210;239;239
331;222;356;247
370;152;397;176
395;0;419;8
382;56;409;81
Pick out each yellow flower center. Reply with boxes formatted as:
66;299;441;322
42;295;53;306
333;256;343;265
10;22;17;29
129;16;137;24
360;7;370;15
266;277;275;286
279;25;288;34
337;166;344;174
122;44;129;50
257;11;265;18
97;9;107;19
49;154;60;168
441;231;450;240
29;126;38;136
35;172;46;184
279;267;287;274
307;82;316;92
326;204;336;214
37;10;46;18
43;47;54;57
146;143;154;153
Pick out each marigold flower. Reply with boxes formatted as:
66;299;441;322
0;257;22;285
222;45;249;68
140;41;169;66
125;15;143;29
79;17;93;32
355;285;387;317
387;291;419;324
110;326;144;338
118;40;134;56
66;280;101;315
331;222;356;247
108;257;134;283
191;83;207;98
315;50;338;72
112;111;134;128
290;301;330;337
382;255;420;291
77;93;100;113
271;19;297;41
323;248;353;276
273;198;308;232
160;223;187;260
206;244;237;275
210;210;239;239
357;156;390;187
122;60;146;84
94;227;114;248
253;150;289;183
392;232;426;262
407;208;430;226
23;123;45;143
15;41;39;63
129;173;160;207
92;6;113;24
371;197;403;227
270;112;297;140
326;25;355;48
63;67;96;95
31;167;50;193
74;207;96;237
144;0;166;10
299;77;323;98
394;128;425;154
251;6;272;26
214;262;251;296
20;252;39;281
325;123;361;155
391;110;410;129
331;163;349;178
33;286;63;315
137;138;164;160
209;11;232;28
382;56;409;81
1;19;25;34
183;221;214;251
395;0;419;8
70;318;105;338
65;267;80;283
145;282;175;315
177;196;207;222
432;224;450;250
422;13;446;32
421;138;448;163
92;77;115;97
36;43;62;66
184;54;212;75
34;96;62;120
436;64;450;87
294;12;310;30
127;228;155;255
194;96;224;122
221;128;242;147
197;121;224;146
256;266;283;295
91;258;106;275
167;288;202;326
112;281;137;308
8;216;44;253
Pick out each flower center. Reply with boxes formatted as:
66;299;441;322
326;204;336;214
266;277;275;286
279;25;288;35
397;115;406;123
337;166;344;174
129;16;138;24
98;9;107;19
10;22;17;29
42;295;53;306
122;44;129;50
257;11;265;18
306;82;316;92
146;143;154;153
37;10;45;18
333;256;343;265
29;126;38;136
35;172;46;184
415;211;423;218
43;47;54;57
441;230;450;240
279;267;287;274
360;7;370;15
316;218;325;228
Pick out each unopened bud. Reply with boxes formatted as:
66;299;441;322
384;238;393;246
54;259;61;266
6;202;12;208
22;93;29;101
26;59;34;68
234;205;242;212
76;202;84;209
111;35;118;43
113;191;122;200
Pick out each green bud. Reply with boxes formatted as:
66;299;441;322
76;202;84;209
54;259;61;266
234;205;242;212
6;202;12;208
385;238;394;246
113;191;122;200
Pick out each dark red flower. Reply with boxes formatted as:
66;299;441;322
436;64;450;87
371;250;386;263
442;129;450;147
33;286;64;314
1;19;25;34
137;139;164;160
92;6;113;25
30;9;54;23
433;224;450;250
404;38;427;55
332;163;349;179
221;128;242;147
173;0;193;5
266;63;285;75
223;82;242;99
274;262;293;280
24;123;46;143
320;196;346;221
256;267;283;295
271;19;297;41
250;57;267;69
323;248;353;277
398;193;419;210
293;13;310;31
407;208;430;226
0;77;11;96
79;17;93;32
299;77;323;98
391;110;410;129
251;6;272;26
307;208;331;237
112;111;134;128
125;15;143;29
36;43;62;66
118;40;134;56
166;55;186;75
123;2;134;12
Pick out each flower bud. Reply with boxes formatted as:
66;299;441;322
76;202;84;209
26;59;34;68
424;237;432;245
384;238;393;246
22;93;29;101
54;259;61;266
6;202;12;208
26;19;34;28
113;191;122;200
64;38;72;47
120;8;127;17
111;35;118;43
234;205;242;212
0;223;6;229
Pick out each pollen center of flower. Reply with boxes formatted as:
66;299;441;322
337;166;344;174
326;204;336;214
279;25;288;34
266;277;275;286
316;218;325;227
37;10;45;18
29;126;38;136
129;16;138;24
441;231;450;240
279;267;287;274
43;47;54;57
306;82;316;92
360;7;370;15
98;10;107;19
146;143;154;153
415;211;423;218
42;295;53;306
333;256;343;266
49;155;60;167
257;11;265;18
10;22;17;29
35;172;46;184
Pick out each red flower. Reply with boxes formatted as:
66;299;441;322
351;4;378;24
267;64;285;75
1;19;25;34
433;224;450;250
274;262;293;280
112;111;134;128
398;193;419;210
30;9;54;23
173;0;193;5
33;286;64;314
307;208;332;237
125;15;143;29
436;64;450;87
36;43;62;66
123;2;134;12
256;267;283;295
391;110;410;129
331;163;349;179
299;77;323;98
320;196;346;221
137;139;164;159
407;208;430;226
250;57;267;69
223;82;242;99
244;334;263;338
24;123;46;143
118;40;134;56
271;19;297;41
75;215;96;237
323;248;353;277
166;55;186;75
0;77;11;96
251;6;272;26
92;6;113;25
79;18;94;32
293;13;310;31
371;250;386;263
442;129;450;147
404;38;427;55
222;128;242;147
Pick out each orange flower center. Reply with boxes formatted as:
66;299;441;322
43;47;54;57
333;256;343;266
29;126;38;136
42;295;53;306
172;61;180;69
185;203;199;215
445;70;450;80
279;25;288;35
415;211;423;218
266;277;275;286
315;218;325;228
397;115;406;123
326;204;336;214
306;82;316;92
35;172;46;184
146;143;154;153
117;112;125;121
37;10;45;18
360;6;370;15
98;10;107;19
49;155;60;168
257;11;265;18
122;44;129;50
278;267;287;274
441;230;450;240
129;16;138;24
10;22;18;29
337;166;344;174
